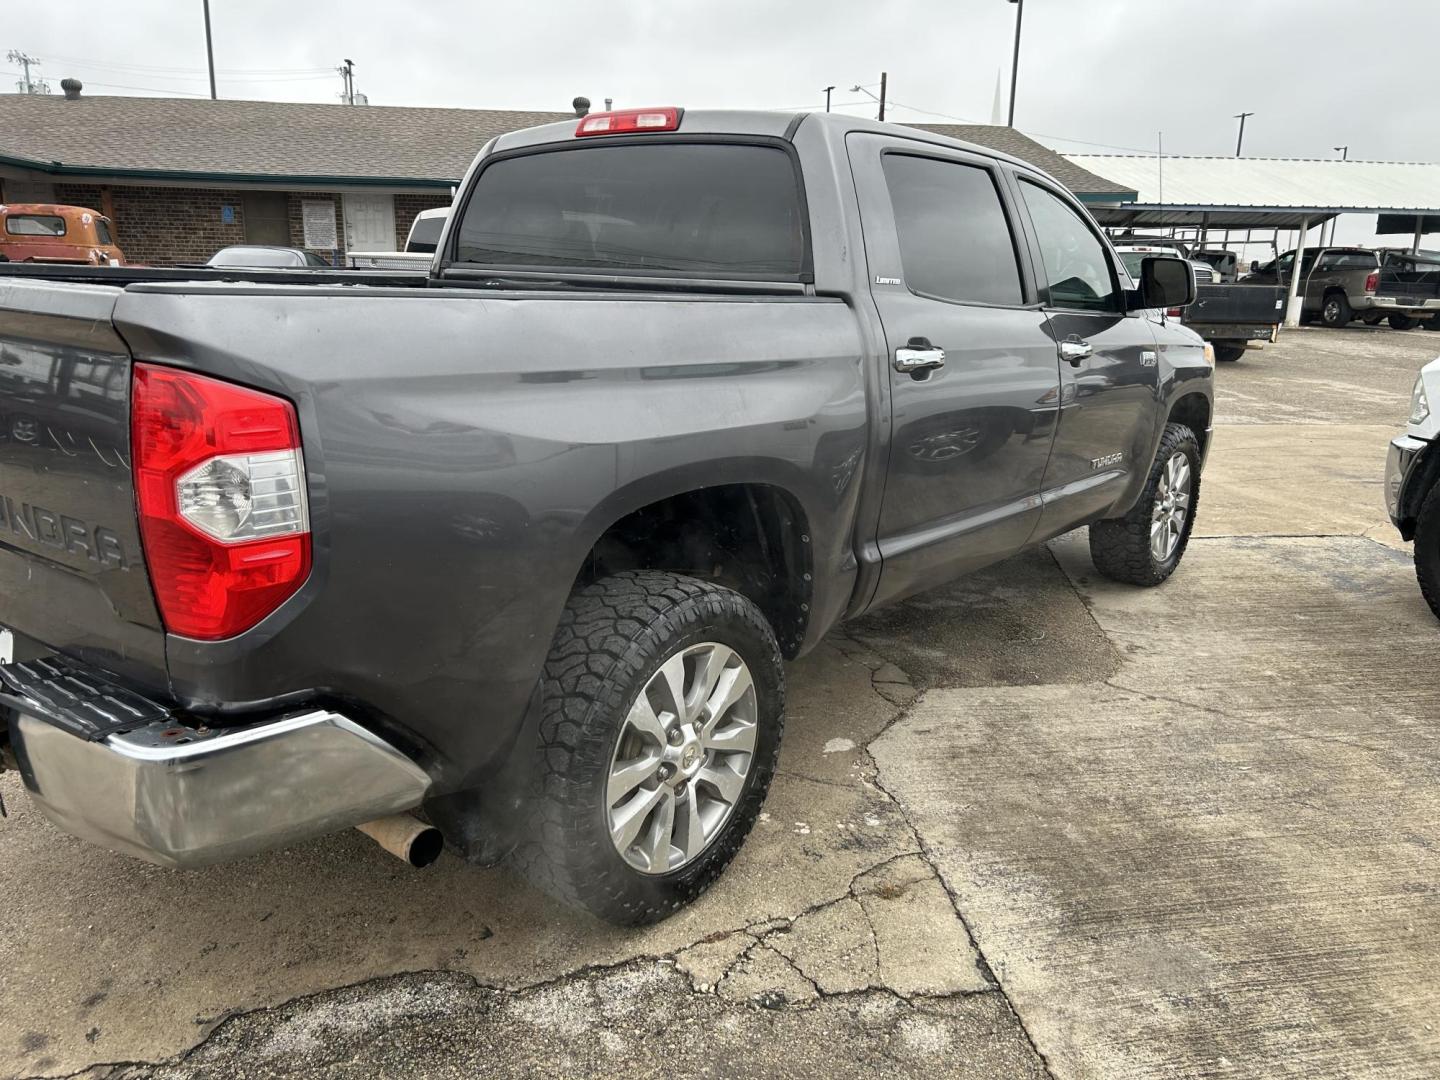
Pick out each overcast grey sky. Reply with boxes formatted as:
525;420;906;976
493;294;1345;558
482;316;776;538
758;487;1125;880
6;0;1438;246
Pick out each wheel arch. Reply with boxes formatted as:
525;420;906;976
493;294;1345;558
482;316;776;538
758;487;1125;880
1166;391;1212;458
573;471;816;658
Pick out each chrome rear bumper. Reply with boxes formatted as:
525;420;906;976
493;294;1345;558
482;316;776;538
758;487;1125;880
3;658;430;868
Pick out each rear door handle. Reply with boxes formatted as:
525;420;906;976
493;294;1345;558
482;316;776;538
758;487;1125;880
894;346;946;374
1059;338;1093;366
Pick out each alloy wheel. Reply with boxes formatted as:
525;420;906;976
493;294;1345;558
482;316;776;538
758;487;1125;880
606;642;757;874
1150;451;1192;562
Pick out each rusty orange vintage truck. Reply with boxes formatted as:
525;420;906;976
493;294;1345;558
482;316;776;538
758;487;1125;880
0;203;126;264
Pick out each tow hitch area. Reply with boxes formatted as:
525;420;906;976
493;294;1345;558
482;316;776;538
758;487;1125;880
0;655;432;868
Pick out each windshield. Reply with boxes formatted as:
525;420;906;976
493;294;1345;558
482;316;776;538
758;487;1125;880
453;142;808;280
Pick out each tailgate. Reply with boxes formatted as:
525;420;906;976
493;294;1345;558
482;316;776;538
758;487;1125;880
1187;284;1286;325
0;278;165;687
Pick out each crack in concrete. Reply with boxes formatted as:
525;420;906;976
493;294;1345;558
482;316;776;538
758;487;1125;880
840;633;1059;1080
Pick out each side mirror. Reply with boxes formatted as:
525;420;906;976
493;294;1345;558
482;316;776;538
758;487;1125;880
1127;255;1195;311
1250;260;1261;273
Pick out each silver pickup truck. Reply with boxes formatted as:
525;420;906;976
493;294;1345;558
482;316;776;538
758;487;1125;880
0;108;1212;924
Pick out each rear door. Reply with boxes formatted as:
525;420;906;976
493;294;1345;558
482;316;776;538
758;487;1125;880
1010;172;1161;537
848;134;1061;609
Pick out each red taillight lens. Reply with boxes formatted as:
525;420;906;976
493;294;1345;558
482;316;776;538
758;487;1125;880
1167;307;1182;317
1365;271;1379;293
132;364;311;640
575;107;681;137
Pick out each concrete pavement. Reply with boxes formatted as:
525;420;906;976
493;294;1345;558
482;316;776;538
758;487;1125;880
2;326;1436;1078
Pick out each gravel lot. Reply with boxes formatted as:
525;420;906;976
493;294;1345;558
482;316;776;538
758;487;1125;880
2;325;1437;1080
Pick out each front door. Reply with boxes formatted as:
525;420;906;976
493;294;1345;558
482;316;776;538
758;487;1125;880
1010;175;1161;538
849;134;1062;610
343;193;396;252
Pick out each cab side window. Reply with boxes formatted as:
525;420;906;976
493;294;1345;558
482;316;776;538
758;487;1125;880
881;153;1023;306
1018;180;1118;312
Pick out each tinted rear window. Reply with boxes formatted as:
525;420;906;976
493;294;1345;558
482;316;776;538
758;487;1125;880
5;214;66;237
406;213;447;253
882;153;1023;306
453;143;807;279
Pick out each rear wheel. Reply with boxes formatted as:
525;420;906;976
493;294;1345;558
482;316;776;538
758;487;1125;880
1213;343;1246;363
1413;484;1440;621
1389;314;1420;331
515;570;784;924
1089;422;1201;587
1362;314;1385;326
1321;292;1353;327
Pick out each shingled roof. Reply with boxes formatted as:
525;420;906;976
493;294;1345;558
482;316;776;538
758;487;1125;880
0;93;1134;200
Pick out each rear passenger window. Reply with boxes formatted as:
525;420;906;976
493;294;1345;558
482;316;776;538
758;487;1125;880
881;154;1023;306
1018;180;1119;312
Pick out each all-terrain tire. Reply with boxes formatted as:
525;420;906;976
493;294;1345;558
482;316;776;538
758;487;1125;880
1412;483;1440;621
1088;422;1202;586
513;570;784;924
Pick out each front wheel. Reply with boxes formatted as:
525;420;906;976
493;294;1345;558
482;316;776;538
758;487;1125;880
1089;423;1201;586
515;570;784;924
1413;484;1440;621
1390;314;1420;331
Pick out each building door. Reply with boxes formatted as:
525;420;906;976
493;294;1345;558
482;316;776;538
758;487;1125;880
242;192;289;245
343;193;396;252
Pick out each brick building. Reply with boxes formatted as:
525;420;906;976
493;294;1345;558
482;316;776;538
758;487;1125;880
0;87;569;265
0;85;1133;266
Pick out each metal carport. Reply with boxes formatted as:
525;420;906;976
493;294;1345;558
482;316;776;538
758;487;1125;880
1064;155;1440;326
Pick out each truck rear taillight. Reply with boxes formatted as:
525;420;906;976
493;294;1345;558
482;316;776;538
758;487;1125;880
1167;307;1182;317
575;107;681;136
1365;271;1379;293
132;364;310;640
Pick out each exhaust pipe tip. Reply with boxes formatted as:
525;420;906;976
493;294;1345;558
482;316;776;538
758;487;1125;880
357;814;444;868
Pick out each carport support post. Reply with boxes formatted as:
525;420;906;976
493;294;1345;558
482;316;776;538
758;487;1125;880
1414;215;1424;255
1283;215;1310;329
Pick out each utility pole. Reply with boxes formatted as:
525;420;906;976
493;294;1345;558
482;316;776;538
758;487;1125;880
823;85;834;112
338;58;355;105
1007;0;1024;127
1233;111;1254;156
7;50;49;95
877;71;887;121
203;0;217;99
1333;145;1348;160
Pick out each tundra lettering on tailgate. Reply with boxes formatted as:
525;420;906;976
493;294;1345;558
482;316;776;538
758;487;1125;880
0;495;128;568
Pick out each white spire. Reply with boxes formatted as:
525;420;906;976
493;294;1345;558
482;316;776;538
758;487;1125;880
991;67;1005;125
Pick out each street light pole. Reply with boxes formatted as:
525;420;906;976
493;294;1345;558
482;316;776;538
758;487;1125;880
203;0;217;99
1007;0;1023;127
823;85;835;112
1233;111;1254;156
1333;145;1348;160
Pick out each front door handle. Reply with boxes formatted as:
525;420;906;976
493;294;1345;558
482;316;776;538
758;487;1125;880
894;346;946;374
1059;338;1093;366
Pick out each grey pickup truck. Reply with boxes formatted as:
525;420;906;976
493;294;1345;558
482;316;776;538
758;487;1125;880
0;108;1212;924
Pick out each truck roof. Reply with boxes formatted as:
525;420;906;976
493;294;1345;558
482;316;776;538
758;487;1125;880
489;109;1046;179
